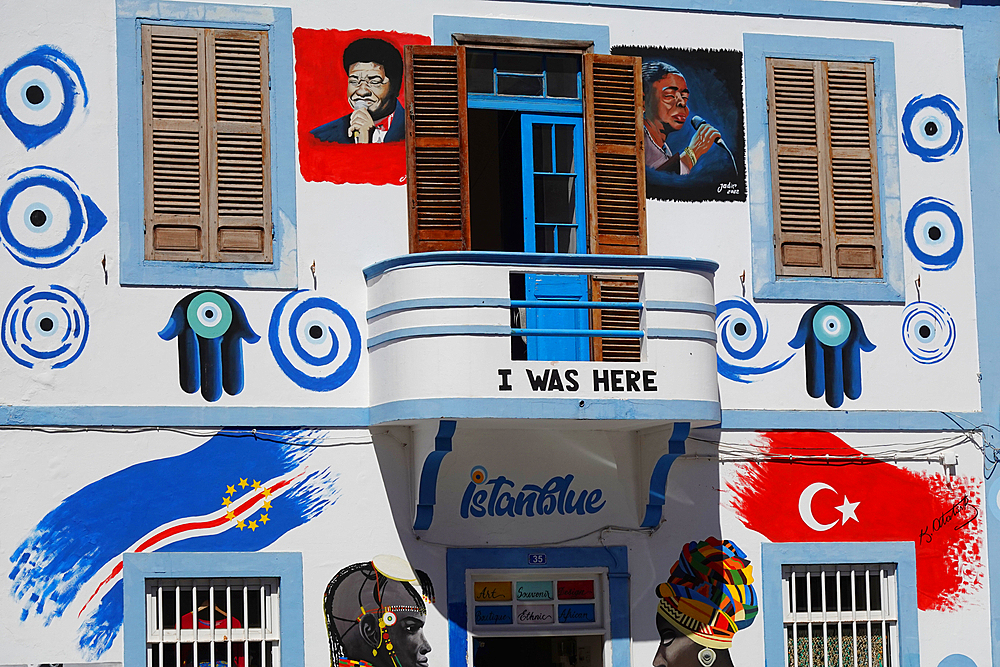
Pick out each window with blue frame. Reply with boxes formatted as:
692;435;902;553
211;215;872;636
116;0;297;288
745;34;903;303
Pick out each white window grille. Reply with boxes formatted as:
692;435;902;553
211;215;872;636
145;577;280;667
782;563;898;667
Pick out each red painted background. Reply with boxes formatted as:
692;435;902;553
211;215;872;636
293;28;430;185
727;432;983;611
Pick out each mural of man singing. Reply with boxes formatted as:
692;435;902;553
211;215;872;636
653;537;758;667
324;555;435;667
310;38;405;144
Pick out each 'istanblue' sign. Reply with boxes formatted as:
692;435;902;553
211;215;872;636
460;466;606;519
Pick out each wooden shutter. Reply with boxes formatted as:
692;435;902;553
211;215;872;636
405;45;470;253
768;58;881;278
143;25;271;263
591;275;641;361
584;53;646;256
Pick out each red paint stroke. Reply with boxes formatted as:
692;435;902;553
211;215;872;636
727;432;983;611
293;28;430;185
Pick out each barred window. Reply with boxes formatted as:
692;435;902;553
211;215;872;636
782;563;898;667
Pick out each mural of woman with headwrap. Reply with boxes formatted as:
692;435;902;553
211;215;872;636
653;537;758;667
324;555;435;667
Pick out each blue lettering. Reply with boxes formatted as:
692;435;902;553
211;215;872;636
515;490;537;516
586;489;606;513
460;481;476;519
564;488;587;515
470;489;488;517
496;490;516;517
460;473;606;519
486;476;515;516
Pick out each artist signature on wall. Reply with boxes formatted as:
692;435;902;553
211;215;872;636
919;494;978;544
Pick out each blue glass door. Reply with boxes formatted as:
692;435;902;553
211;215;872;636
521;114;588;361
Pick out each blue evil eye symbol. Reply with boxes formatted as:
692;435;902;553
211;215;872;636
0;166;106;268
0;46;88;149
901;94;963;162
902;301;955;364
1;284;89;369
159;290;259;402
715;297;793;383
471;466;488;484
904;197;963;271
790;302;875;409
268;290;361;392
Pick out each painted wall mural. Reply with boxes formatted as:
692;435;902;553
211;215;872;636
0;46;87;149
901;94;963;163
904;197;963;271
293;29;430;185
0;166;106;268
790;303;874;408
728;431;984;611
653;537;757;667
2;284;88;369
715;297;793;383
159;290;259;402
268;290;361;391
8;430;339;659
611;46;746;203
323;555;434;667
902;300;956;364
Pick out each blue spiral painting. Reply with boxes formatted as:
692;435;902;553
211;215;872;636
715;297;793;383
1;284;89;369
902;301;955;365
901;94;963;163
0;46;88;149
904;197;963;271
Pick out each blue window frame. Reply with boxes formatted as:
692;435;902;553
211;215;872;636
745;34;903;303
122;551;304;667
116;0;297;288
761;542;919;667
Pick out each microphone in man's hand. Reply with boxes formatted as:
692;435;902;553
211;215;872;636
690;115;739;174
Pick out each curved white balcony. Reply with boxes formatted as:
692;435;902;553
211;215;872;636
364;252;720;427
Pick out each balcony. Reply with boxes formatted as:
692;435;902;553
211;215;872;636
364;252;720;427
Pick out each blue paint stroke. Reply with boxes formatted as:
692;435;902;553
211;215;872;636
790;303;875;409
901;94;963;162
159;291;260;402
414;420;457;531
0;166;106;267
8;429;338;659
0;46;88;149
268;290;361;392
904;197;963;271
902;300;956;365
640;422;689;528
715;297;793;383
1;284;88;369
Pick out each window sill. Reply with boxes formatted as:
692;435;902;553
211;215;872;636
121;257;297;289
753;275;904;303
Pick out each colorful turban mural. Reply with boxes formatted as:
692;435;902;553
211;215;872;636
656;537;758;651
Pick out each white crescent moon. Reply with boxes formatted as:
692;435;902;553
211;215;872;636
798;482;838;532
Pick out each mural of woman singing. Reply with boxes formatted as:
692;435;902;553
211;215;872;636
653;537;758;667
324;555;435;667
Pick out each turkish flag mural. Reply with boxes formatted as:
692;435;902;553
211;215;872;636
727;432;983;611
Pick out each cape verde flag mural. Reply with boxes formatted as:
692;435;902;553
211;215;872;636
8;430;339;658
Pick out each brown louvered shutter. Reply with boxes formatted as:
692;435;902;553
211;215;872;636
768;58;881;278
143;25;271;263
590;275;641;361
405;45;470;253
584;53;646;256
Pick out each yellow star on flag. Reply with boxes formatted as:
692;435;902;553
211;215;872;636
226;510;236;522
259;513;270;525
252;480;261;490
222;496;232;507
262;499;272;510
237;519;246;531
249;520;258;532
262;487;272;498
238;478;249;489
226;484;236;495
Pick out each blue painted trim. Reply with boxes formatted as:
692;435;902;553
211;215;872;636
434;15;611;54
646;328;716;342
413;420;457;531
640;422;689;528
645;300;716;315
367;325;510;349
512;300;643;310
511;328;642;338
447;547;629;667
363;251;719;281
744;34;903;303
370;397;720;425
481;0;961;27
116;0;297;289
0;404;371;427
123;551;304;667
761;542;918;667
718;409;983;431
367;297;510;320
468;95;583;113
